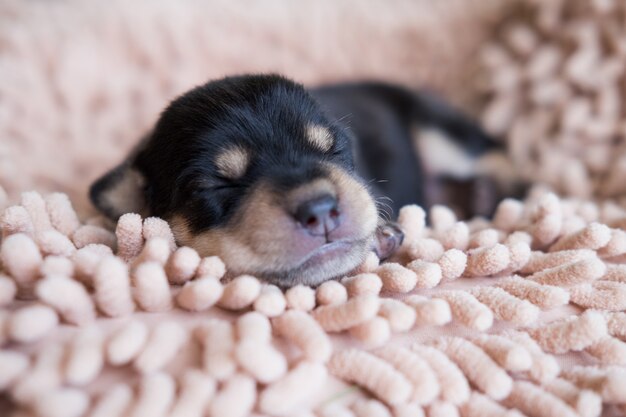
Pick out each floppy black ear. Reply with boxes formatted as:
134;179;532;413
89;160;148;219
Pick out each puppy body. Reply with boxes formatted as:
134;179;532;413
312;83;516;217
91;75;513;286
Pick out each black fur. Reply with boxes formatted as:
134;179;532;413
312;82;503;213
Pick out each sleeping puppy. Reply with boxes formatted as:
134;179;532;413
90;74;517;287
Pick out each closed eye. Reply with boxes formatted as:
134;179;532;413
193;177;239;193
325;139;354;170
328;140;349;158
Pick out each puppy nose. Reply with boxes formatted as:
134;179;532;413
294;195;341;236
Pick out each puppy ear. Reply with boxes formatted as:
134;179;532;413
89;161;148;219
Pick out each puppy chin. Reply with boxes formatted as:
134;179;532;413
256;237;374;287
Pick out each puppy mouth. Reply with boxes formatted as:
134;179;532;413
258;236;373;287
297;239;359;269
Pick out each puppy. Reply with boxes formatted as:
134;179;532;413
90;74;517;286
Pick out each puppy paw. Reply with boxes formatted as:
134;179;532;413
373;222;404;260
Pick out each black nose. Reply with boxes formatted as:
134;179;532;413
294;195;341;236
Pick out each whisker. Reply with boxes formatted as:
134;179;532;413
334;113;353;125
374;196;395;222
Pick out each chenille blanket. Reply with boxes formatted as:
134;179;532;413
2;1;626;416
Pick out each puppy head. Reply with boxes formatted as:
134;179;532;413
91;75;378;286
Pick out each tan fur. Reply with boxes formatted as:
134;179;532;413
414;128;475;178
215;147;250;179
306;125;333;152
476;151;520;193
170;165;377;285
99;169;146;217
414;128;520;198
286;179;336;212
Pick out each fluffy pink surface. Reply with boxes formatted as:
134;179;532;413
3;1;626;416
0;0;504;215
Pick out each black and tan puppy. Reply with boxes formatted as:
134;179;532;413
90;74;516;287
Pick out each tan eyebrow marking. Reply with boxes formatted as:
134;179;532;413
306;125;334;152
215;147;250;179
